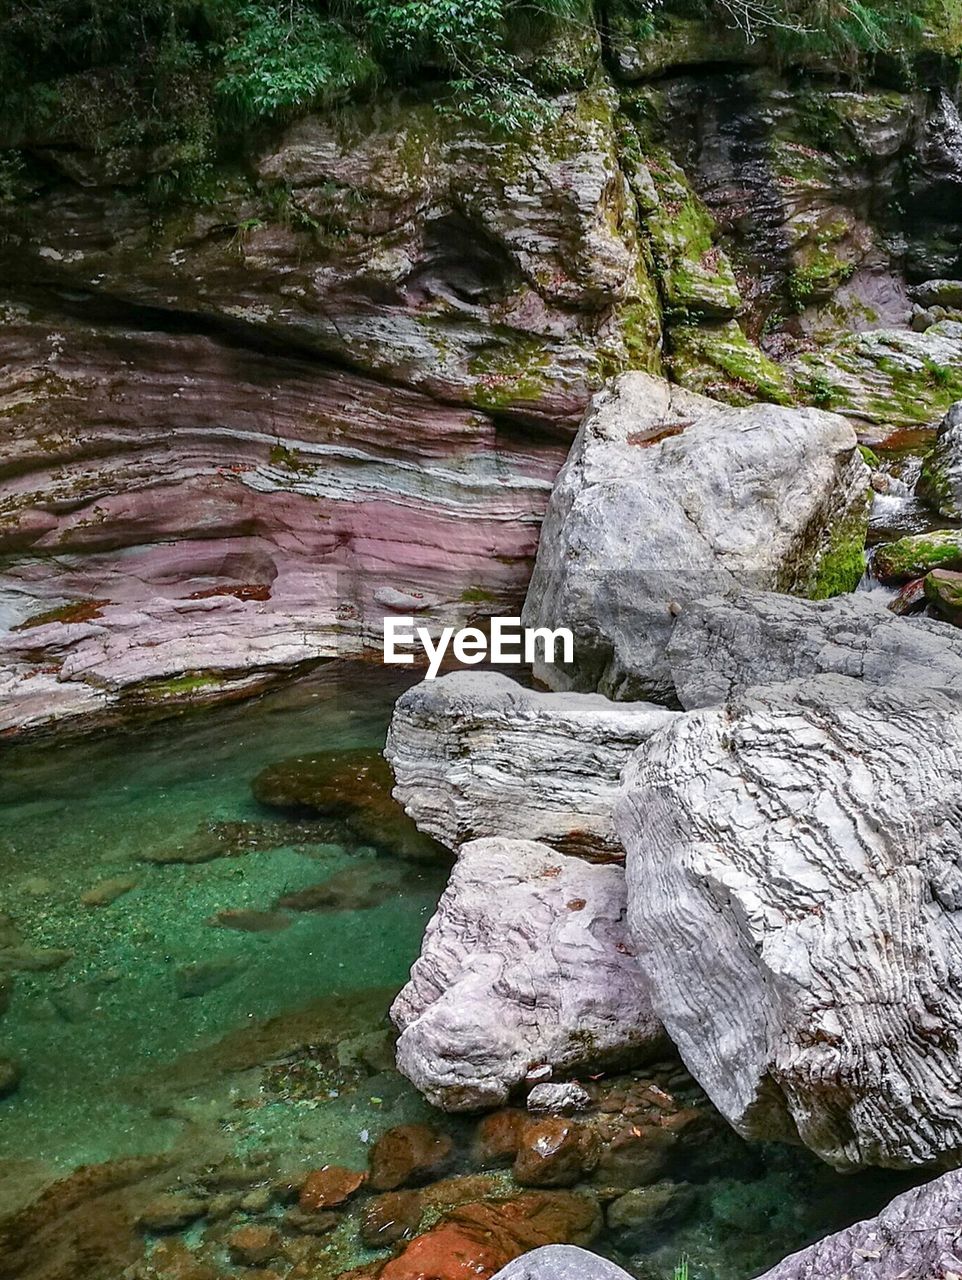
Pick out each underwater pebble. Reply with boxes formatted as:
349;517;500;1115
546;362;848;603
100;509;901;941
227;1223;281;1266
0;1057;22;1099
137;1193;208;1232
527;1083;591;1113
80;875;139;907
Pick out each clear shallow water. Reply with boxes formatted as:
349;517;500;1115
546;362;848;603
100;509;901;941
0;665;442;1176
0;663;919;1280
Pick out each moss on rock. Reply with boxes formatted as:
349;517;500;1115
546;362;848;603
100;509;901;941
874;529;962;583
668;321;792;406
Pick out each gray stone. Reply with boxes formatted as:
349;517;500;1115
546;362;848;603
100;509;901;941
491;1245;635;1280
522;373;869;704
526;1083;591;1113
667;590;962;709
918;400;962;519
617;675;962;1171
912;280;962;309
756;1169;962;1279
385;671;675;861
392;838;664;1112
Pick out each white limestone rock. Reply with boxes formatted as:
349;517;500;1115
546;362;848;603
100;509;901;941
616;675;962;1171
385;671;675;861
492;1246;636;1280
391;837;665;1111
522;372;869;703
667;589;962;709
756;1169;962;1279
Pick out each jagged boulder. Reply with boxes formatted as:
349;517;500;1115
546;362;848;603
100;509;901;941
392;838;665;1111
666;590;962;709
917;400;962;518
522;372;870;703
385;671;675;861
616;675;962;1171
492;1245;635;1280
756;1170;962;1279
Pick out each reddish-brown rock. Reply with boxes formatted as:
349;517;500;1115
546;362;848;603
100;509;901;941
474;1110;527;1166
369;1125;454;1191
226;1223;282;1266
359;1190;424;1249
512;1119;586;1188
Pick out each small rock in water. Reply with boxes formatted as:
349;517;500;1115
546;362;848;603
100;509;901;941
282;1207;339;1236
513;1118;587;1188
0;914;22;948
226;1223;281;1266
369;1124;454;1191
276;864;405;914
0;945;73;973
474;1110;527;1166
207;908;292;933
19;876;53;897
359;1190;423;1248
925;568;962;623
0;1057;22;1098
298;1165;366;1210
527;1083;591;1113
80;875;139;907
0;975;13;1018
174;956;246;998
606;1180;696;1232
137;1192;208;1231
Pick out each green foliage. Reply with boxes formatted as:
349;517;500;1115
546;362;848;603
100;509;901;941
217;3;377;121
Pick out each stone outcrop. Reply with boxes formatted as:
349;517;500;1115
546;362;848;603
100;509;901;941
385;671;675;860
492;1245;635;1280
617;675;962;1171
918;401;962;518
522;373;870;703
666;590;962;709
391;838;664;1111
756;1170;962;1280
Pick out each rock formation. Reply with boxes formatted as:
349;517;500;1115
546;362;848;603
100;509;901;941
918;401;962;518
616;675;962;1170
756;1169;962;1280
385;671;675;860
666;590;962;709
522;372;870;703
391;838;664;1111
491;1245;635;1280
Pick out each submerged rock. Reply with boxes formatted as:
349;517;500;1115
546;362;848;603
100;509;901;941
617;675;962;1170
298;1165;366;1210
917;400;962;517
522;372;870;703
253;748;445;860
667;590;962;708
756;1169;962;1279
80;875;139;907
275;863;407;913
173;957;247;999
386;671;675;860
392;838;664;1111
0;1058;22;1099
368;1125;454;1192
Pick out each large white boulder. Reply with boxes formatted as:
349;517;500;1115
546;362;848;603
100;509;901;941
385;671;675;860
616;675;962;1170
667;589;962;708
522;372;870;703
392;837;665;1111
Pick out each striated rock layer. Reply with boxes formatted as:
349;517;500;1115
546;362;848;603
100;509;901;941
385;671;675;861
667;590;962;709
523;372;870;704
756;1169;962;1280
392;837;665;1111
617;675;962;1171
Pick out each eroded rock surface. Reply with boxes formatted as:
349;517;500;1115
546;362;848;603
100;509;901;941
756;1170;962;1280
392;838;664;1111
617;675;962;1171
385;671;675;860
918;400;962;518
523;373;870;703
667;590;962;709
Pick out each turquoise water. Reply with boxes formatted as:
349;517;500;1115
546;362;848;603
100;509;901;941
0;665;445;1193
0;663;915;1278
